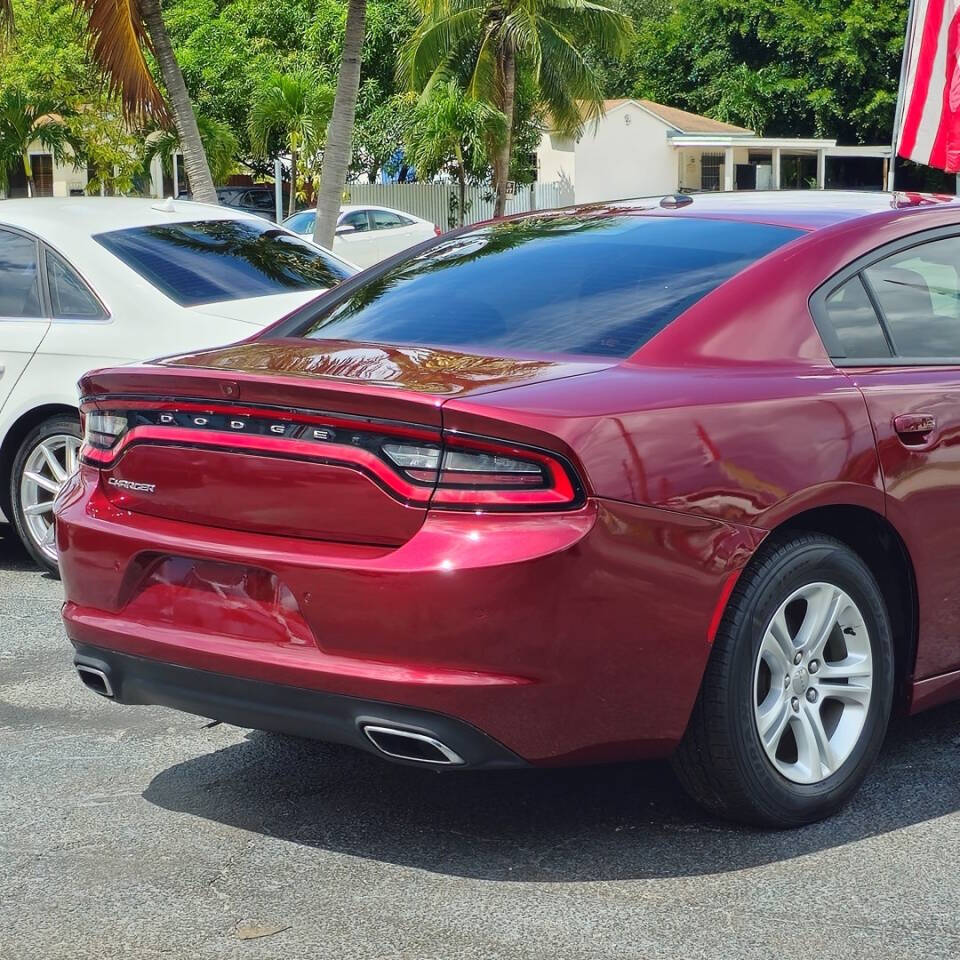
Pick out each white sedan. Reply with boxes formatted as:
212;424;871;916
283;205;441;268
0;197;356;571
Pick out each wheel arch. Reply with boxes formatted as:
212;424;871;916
770;504;918;710
0;403;79;518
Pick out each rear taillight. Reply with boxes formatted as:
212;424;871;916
83;413;128;452
79;401;583;511
381;435;580;510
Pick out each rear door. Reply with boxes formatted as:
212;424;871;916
813;228;960;681
0;227;50;414
333;210;378;266
369;208;423;260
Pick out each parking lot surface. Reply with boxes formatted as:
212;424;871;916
1;526;958;960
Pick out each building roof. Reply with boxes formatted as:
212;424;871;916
594;99;754;135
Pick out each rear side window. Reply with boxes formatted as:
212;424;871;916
285;216;801;358
340;211;370;232
0;228;42;318
46;249;106;319
95;219;354;306
371;210;410;230
823;277;891;358
863;238;960;357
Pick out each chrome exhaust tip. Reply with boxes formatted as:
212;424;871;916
76;664;114;698
362;724;465;766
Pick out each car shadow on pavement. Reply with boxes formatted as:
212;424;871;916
143;698;960;881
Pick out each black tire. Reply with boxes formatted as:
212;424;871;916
672;531;895;827
9;414;81;576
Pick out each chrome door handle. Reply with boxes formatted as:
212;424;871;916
893;413;937;445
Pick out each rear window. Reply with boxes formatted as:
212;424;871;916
95;219;354;306
284;215;801;358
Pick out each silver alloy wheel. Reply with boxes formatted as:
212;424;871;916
18;433;81;563
753;581;873;785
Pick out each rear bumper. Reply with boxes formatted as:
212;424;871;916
56;466;764;765
72;643;525;769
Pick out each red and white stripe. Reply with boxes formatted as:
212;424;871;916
897;0;960;172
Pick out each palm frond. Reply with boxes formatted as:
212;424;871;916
536;18;604;134
75;0;167;120
399;6;484;91
248;69;332;159
550;0;633;58
465;28;499;103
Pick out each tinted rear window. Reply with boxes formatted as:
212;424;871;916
284;215;801;357
96;219;353;306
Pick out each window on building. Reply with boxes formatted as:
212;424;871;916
701;153;724;191
30;154;53;197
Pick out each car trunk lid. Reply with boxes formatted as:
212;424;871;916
79;339;608;546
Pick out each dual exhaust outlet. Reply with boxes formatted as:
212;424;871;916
74;663;464;766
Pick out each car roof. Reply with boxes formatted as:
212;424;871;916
566;190;960;231
0;197;263;241
340;204;422;220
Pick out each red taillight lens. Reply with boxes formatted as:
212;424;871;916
381;436;581;510
77;400;583;512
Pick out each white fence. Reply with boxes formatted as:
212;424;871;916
343;181;575;228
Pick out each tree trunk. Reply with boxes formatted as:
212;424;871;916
289;142;298;218
141;0;217;205
493;41;516;219
313;0;367;249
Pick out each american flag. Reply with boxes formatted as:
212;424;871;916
895;0;960;172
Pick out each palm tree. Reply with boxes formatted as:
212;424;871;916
405;79;506;226
144;113;239;187
401;0;633;217
0;0;218;203
313;0;367;249
0;91;78;197
249;71;334;218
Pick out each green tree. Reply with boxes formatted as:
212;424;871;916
70;105;145;195
352;86;416;181
405;79;506;226
0;90;78;195
248;69;333;214
401;0;632;217
1;0;219;202
624;0;907;144
143;112;239;186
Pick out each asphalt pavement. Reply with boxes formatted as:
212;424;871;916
1;524;958;960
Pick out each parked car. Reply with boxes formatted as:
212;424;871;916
215;185;293;222
57;191;960;826
284;205;441;268
0;197;355;572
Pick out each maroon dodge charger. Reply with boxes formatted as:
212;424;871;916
56;191;960;826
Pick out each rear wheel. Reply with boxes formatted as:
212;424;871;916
673;532;895;827
9;415;81;575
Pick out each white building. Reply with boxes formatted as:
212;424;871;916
2;140;170;199
537;98;892;205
